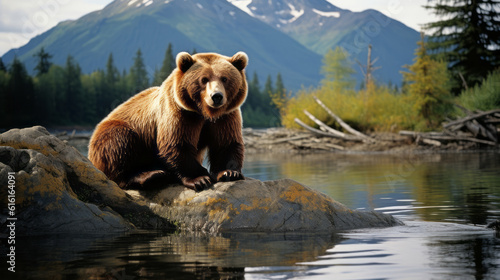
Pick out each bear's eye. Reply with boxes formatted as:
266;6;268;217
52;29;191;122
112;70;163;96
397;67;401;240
201;77;209;84
221;77;228;83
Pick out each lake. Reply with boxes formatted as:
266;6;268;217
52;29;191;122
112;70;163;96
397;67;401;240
2;152;500;279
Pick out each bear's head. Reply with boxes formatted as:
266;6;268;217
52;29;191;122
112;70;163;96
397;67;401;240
173;51;248;120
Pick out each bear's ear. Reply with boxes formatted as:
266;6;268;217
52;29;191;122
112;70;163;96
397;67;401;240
176;52;195;73
229;52;248;71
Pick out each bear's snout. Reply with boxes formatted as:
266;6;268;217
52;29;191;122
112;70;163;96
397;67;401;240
211;92;224;106
205;79;226;108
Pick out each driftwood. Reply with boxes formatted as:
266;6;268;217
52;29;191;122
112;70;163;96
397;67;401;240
312;96;374;142
302;110;363;142
400;108;500;147
443;109;500;129
295;118;345;139
400;130;497;146
244;127;346;151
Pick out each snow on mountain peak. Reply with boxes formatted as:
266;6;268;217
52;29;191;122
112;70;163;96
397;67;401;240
127;0;154;8
312;8;340;18
228;0;255;17
287;3;304;23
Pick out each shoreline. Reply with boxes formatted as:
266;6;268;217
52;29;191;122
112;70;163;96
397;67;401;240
242;128;500;154
51;126;500;155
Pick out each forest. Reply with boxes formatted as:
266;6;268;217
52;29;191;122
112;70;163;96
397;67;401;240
0;44;282;130
277;0;500;133
1;0;499;133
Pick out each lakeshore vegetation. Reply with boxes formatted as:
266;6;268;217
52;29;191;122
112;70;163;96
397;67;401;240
0;45;281;129
1;1;498;131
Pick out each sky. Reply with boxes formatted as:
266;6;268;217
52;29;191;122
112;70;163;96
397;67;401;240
0;0;437;57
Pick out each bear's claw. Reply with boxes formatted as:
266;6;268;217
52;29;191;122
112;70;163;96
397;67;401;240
216;170;244;182
182;176;212;192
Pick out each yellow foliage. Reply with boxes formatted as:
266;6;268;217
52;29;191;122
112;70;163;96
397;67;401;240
280;83;416;132
278;40;453;132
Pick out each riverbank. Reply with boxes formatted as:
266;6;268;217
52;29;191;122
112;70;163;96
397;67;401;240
243;128;500;154
51;127;500;155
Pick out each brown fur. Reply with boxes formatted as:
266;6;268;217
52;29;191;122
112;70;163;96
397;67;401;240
88;52;248;191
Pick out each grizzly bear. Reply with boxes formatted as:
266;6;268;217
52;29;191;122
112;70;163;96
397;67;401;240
88;51;248;191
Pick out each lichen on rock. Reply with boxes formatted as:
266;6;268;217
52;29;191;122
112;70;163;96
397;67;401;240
0;126;171;235
127;178;403;233
0;126;402;235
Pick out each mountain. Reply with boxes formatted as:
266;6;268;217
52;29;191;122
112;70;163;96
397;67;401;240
1;0;322;90
2;0;420;90
229;0;421;84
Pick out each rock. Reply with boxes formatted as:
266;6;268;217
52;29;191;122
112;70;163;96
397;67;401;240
0;126;401;235
0;126;172;235
127;178;402;233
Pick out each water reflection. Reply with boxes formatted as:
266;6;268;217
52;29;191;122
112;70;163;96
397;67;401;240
2;231;341;279
243;152;500;225
2;152;499;279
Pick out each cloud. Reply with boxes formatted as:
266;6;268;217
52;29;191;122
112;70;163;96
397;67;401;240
327;0;436;32
0;0;110;56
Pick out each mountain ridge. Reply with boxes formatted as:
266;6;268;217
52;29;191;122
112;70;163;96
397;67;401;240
228;0;420;84
2;0;420;90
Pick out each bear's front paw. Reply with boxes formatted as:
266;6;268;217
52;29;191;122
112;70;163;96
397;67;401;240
216;170;244;182
181;176;212;192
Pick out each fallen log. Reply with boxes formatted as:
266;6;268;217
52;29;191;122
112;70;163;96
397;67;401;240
312;96;375;142
399;130;497;146
295;118;344;138
303;110;363;142
257;135;311;145
464;120;497;143
443;109;500;128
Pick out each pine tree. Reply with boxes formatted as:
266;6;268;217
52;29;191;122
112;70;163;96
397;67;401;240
34;65;66;124
129;49;149;93
243;72;261;109
105;53;119;85
424;0;500;91
153;43;175;86
403;34;453;130
0;57;6;72
6;57;35;126
250;72;260;92
263;75;273;97
321;47;356;92
275;73;285;97
64;55;85;123
33;47;52;77
268;73;287;126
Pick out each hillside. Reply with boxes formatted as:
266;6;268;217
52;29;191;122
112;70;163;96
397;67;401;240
229;0;421;84
2;0;420;90
1;0;321;90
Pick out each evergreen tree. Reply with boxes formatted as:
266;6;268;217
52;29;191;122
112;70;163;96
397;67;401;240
6;57;35;127
0;58;6;123
105;53;119;85
0;57;6;72
33;47;52;77
129;49;149;93
243;72;259;107
403;34;453;130
34;65;65;124
0;64;8;125
321;47;356;92
264;75;274;97
274;73;285;98
424;0;500;91
153;43;175;86
64;55;85;123
250;72;260;93
104;53;121;114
